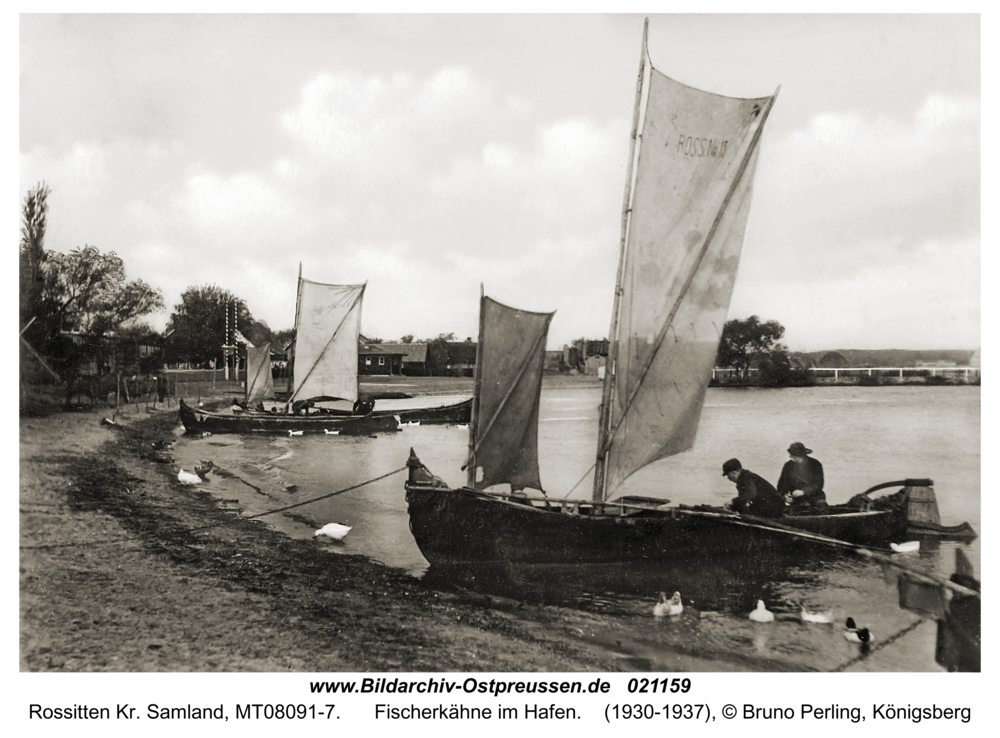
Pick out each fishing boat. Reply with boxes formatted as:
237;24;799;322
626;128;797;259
179;272;471;434
404;20;976;568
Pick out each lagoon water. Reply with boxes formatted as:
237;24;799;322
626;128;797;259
173;385;980;672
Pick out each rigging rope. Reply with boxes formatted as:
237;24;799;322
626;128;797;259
20;466;407;551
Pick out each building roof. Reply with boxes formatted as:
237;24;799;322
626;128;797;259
359;342;406;358
378;342;428;362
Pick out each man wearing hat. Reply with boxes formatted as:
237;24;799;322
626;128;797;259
722;458;785;518
777;442;826;509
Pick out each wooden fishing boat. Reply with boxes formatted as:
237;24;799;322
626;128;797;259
178;271;470;434
178;398;401;435
404;19;976;569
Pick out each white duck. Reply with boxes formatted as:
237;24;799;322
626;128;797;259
890;541;920;553
800;605;834;624
314;523;352;542
177;469;202;485
288;429;304;437
749;600;774;623
653;591;683;617
323;428;340;435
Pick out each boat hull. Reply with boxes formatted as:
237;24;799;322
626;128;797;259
178;399;401;435
389;398;472;425
404;475;910;568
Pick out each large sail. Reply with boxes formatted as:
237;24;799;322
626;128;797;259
597;55;778;499
245;343;275;404
290;280;365;403
467;297;554;491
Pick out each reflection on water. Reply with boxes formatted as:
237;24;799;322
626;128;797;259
173;385;979;671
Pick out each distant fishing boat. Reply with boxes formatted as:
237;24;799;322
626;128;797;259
403;19;975;568
180;270;471;435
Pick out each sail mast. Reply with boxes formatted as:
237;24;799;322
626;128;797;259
467;283;486;488
593;17;648;503
286;262;304;411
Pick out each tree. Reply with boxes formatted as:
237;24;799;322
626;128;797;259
39;246;164;337
19;183;51;335
400;335;414;344
716;315;786;383
167;285;254;367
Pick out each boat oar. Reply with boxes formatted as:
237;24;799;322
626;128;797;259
676;507;980;599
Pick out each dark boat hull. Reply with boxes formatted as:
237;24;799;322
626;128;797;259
404;471;910;568
183;397;471;430
386;398;472;425
178;399;401;435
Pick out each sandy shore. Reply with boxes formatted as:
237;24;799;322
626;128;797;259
20;378;681;673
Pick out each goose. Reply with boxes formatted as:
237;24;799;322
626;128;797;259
890;541;920;553
323;429;340;435
843;617;872;644
653;591;683;617
288;429;304;437
177;469;202;485
315;523;352;542
749;600;774;623
800;605;834;624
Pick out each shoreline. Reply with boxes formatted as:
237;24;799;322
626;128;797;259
20;383;712;673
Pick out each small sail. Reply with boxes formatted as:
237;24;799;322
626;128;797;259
468;297;554;492
290;280;364;403
599;59;778;498
245;343;275;404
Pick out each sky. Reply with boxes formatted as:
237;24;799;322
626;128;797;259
19;13;981;353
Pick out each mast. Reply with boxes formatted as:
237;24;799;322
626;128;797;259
285;263;303;412
467;283;486;488
593;17;648;503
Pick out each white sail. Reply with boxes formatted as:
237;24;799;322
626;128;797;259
596;45;778;500
290;279;365;403
245;343;275;404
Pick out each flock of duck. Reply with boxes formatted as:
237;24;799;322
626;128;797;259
653;591;872;644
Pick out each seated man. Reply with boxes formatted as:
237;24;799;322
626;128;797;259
777;442;827;509
722;458;785;518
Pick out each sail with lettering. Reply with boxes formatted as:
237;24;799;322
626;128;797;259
593;43;778;501
245;343;275;405
290;279;365;403
465;296;554;491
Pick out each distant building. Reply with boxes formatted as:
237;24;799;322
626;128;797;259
358;341;405;376
378;342;430;375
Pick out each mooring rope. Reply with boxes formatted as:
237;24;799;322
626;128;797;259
19;466;408;551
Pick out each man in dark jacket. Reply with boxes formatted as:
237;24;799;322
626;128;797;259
777;442;827;509
722;458;785;518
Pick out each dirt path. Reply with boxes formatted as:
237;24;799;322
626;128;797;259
20;401;656;673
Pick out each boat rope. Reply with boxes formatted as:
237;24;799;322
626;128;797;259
19;466;407;551
560;461;598;500
235;466;407;521
831;617;929;673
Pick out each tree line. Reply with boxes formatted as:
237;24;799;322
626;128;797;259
19;182;790;386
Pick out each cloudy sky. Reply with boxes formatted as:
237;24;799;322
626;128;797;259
19;13;981;353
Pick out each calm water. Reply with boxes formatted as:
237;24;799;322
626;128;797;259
173;385;980;672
